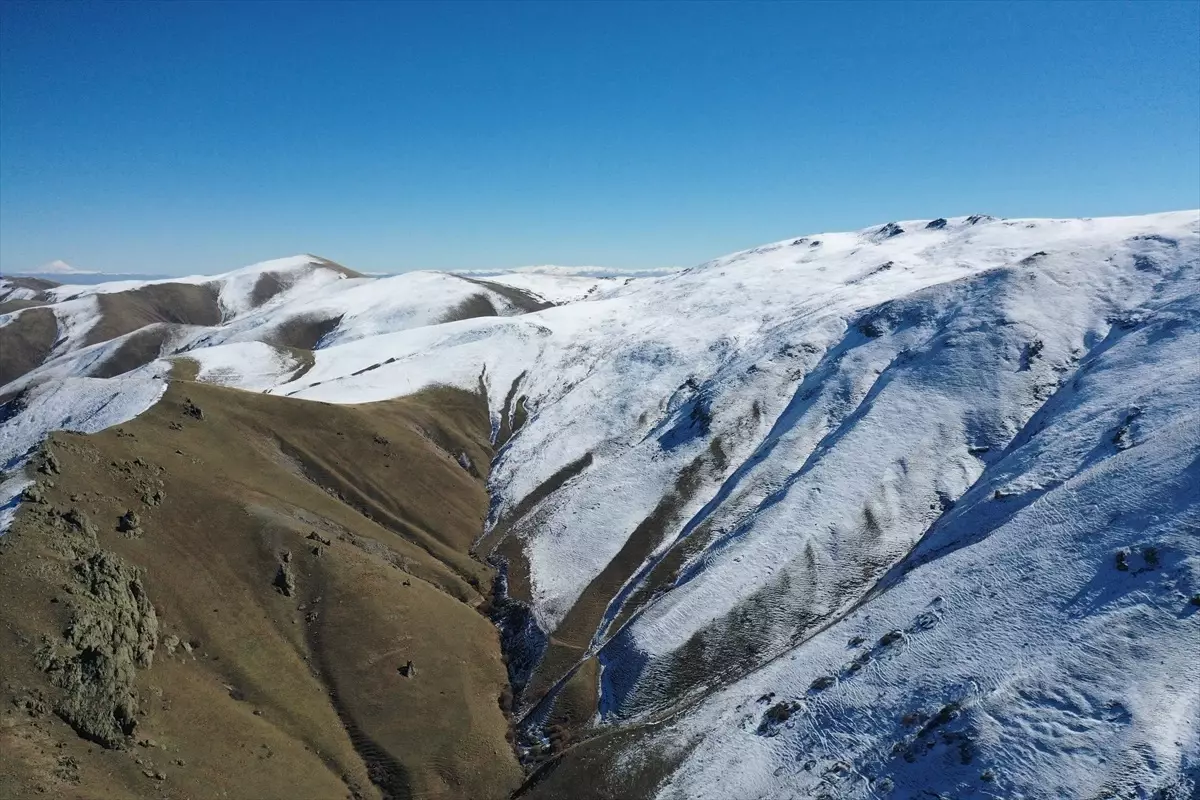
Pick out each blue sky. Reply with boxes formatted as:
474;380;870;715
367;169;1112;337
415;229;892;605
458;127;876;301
1;0;1197;275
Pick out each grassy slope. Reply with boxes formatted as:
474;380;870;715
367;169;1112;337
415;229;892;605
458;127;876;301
0;379;522;800
0;306;57;387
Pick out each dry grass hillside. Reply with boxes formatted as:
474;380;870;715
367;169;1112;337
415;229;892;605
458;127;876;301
0;378;522;800
0;307;58;387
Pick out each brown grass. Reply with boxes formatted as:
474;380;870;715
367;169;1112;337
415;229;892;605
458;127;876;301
2;276;61;293
518;452;708;737
0;379;522;799
0;299;50;314
85;284;223;346
269;313;344;350
439;294;499;324
0;307;58;386
454;277;554;314
514;720;697;800
91;326;173;379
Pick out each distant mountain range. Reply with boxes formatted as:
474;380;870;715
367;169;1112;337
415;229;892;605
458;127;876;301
5;262;676;288
2;271;175;285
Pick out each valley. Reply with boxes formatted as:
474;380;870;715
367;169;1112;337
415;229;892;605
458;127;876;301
2;211;1198;799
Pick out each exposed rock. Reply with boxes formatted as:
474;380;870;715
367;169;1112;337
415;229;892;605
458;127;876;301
21;484;47;505
306;531;332;546
926;218;948;230
1115;549;1130;571
1019;338;1044;370
61;508;98;543
398;660;416;678
273;560;295;597
1112;407;1142;450
858;317;889;339
878;629;904;646
53;754;80;784
847;651;872;673
917;701;963;738
12;687;50;717
38;450;62;475
182;397;204;420
757;700;800;735
117;510;141;534
809;675;835;692
38;550;158;748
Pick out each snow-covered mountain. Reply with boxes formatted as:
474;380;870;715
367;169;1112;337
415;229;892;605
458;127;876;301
2;211;1198;799
32;259;96;275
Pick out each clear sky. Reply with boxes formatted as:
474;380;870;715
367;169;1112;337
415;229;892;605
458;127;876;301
1;0;1198;275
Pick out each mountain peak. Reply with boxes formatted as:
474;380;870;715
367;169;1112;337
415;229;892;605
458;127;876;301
35;259;98;275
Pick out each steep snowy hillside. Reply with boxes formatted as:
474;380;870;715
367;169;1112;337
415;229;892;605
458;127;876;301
453;265;678;304
2;211;1198;799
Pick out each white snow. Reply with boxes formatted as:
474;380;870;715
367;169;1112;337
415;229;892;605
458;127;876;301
1;362;171;469
0;280;40;303
33;259;97;275
0;361;170;537
186;341;308;391
2;211;1198;797
655;279;1200;799
41;254;330;303
453;266;662;304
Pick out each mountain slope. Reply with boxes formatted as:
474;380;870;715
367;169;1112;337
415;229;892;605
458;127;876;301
2;211;1198;799
0;255;560;393
2;379;521;799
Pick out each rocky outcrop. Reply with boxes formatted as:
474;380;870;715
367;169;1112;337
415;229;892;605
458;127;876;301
38;548;158;748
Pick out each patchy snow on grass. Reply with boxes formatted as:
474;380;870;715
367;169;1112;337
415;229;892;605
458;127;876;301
0;362;170;468
459;271;632;304
184;341;308;391
2;211;1198;795
655;283;1200;800
0;360;170;534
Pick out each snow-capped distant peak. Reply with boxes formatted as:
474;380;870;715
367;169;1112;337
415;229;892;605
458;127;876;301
34;259;99;275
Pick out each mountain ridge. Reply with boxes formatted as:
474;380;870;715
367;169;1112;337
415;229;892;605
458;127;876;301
2;209;1198;799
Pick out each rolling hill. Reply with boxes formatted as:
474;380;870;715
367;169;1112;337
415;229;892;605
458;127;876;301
2;211;1197;799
